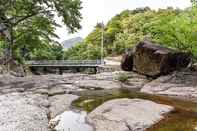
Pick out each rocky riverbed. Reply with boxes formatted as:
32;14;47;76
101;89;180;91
0;70;197;131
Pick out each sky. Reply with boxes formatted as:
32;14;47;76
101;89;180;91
55;0;191;43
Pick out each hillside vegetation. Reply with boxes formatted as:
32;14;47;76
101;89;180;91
1;1;197;63
64;6;197;60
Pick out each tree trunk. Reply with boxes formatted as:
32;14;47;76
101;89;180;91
6;25;14;71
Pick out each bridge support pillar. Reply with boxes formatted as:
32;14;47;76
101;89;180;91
94;67;97;74
58;68;63;75
43;67;47;74
76;68;80;72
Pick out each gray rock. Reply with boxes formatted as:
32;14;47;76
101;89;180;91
141;71;197;97
0;74;89;95
74;80;121;90
49;94;79;118
94;71;149;89
0;93;49;131
87;98;173;131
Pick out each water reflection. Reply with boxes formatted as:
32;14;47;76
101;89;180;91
53;110;93;131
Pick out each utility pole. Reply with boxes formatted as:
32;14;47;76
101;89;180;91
101;22;104;65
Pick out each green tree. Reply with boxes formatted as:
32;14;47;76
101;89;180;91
0;0;82;62
147;7;197;57
29;42;64;60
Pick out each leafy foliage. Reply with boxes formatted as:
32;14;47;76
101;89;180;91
0;0;82;62
65;6;197;60
29;43;64;60
148;7;197;57
115;72;129;83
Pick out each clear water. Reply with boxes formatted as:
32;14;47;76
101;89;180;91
54;110;93;131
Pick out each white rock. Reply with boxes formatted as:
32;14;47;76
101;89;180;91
0;93;49;131
87;98;173;131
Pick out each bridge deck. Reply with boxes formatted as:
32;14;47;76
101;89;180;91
26;60;104;67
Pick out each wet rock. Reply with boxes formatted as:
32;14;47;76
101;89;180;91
133;41;191;77
87;98;173;131
141;71;197;97
121;48;134;71
0;93;49;131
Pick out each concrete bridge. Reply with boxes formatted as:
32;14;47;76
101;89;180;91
25;60;105;74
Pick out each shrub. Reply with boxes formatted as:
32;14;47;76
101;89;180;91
116;73;129;83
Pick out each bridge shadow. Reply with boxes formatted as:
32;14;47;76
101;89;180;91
27;60;105;75
30;66;99;75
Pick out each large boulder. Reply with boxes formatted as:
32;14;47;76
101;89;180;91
133;41;191;77
87;98;173;131
121;48;134;71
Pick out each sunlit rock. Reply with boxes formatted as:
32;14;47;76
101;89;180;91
87;98;173;131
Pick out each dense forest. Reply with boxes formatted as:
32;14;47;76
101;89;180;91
65;6;197;60
0;1;197;62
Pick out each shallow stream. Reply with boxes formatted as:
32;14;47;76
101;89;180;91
54;89;197;131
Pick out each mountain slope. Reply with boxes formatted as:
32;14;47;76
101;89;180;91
61;37;83;49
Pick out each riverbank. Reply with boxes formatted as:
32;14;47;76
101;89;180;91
0;70;197;131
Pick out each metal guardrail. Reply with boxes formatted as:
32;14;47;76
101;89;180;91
25;60;105;66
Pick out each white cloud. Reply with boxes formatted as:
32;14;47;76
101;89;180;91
55;0;191;42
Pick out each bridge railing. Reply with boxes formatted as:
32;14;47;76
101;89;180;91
25;60;105;66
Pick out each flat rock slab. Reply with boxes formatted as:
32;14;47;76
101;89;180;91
0;74;89;95
87;98;173;131
49;94;79;118
74;80;121;89
0;93;49;131
94;71;149;89
141;71;197;97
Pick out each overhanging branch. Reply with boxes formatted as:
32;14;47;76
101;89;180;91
13;9;56;27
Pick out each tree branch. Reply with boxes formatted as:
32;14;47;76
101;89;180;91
13;9;56;27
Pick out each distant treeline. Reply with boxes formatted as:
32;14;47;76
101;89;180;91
64;6;197;60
